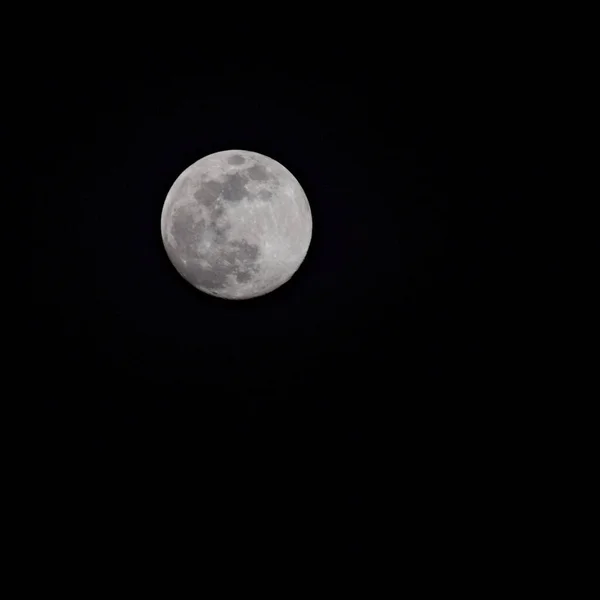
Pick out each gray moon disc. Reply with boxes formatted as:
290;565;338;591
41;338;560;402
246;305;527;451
161;149;312;299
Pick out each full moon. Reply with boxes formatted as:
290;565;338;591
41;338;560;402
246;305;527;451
161;150;312;299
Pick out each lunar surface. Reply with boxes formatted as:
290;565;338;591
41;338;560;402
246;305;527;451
161;150;312;299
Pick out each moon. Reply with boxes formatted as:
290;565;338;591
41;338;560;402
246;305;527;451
161;150;312;299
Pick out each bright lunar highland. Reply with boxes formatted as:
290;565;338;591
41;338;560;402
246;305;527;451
161;150;312;299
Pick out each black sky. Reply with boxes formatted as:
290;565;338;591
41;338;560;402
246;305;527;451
20;27;556;554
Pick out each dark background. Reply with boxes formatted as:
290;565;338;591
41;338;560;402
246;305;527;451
19;25;560;555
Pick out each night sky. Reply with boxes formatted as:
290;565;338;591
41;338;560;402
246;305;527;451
22;28;556;555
